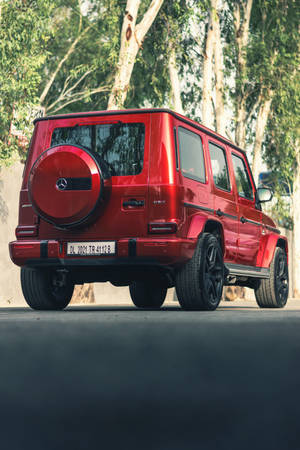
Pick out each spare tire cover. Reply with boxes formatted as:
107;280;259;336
28;145;103;228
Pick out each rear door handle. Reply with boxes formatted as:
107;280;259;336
216;209;224;217
240;216;246;223
123;199;145;207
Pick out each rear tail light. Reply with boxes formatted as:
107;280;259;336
15;225;38;238
148;222;177;234
14;244;35;249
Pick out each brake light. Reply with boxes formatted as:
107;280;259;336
148;222;177;234
14;244;35;249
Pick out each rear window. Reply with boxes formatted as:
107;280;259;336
51;123;145;176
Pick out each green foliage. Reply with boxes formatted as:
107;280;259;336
0;0;298;184
268;195;293;230
240;0;298;151
0;0;55;165
262;37;299;226
259;171;294;229
249;1;300;228
39;0;123;114
126;0;195;109
175;1;209;119
208;0;299;143
248;2;298;101
264;67;300;187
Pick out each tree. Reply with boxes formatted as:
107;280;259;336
125;0;192;111
232;0;253;148
264;64;300;297
202;1;216;129
226;0;299;185
0;0;54;165
247;0;299;183
213;0;226;135
37;0;122;115
107;0;164;110
168;47;184;114
200;0;226;134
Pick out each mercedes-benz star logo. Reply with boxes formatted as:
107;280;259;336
56;178;68;191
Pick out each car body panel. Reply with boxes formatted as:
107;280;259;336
10;108;286;285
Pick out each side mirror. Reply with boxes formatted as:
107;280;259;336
256;187;273;203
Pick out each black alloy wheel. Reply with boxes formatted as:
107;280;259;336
203;238;224;307
175;233;224;310
275;250;289;304
255;247;289;308
21;267;74;310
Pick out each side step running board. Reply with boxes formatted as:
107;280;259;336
225;263;270;279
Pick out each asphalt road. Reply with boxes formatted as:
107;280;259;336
1;301;300;450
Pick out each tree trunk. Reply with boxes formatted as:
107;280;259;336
212;1;246;303
77;1;163;305
168;47;183;114
71;284;96;304
233;0;253;148
251;92;273;184
107;0;164;110
202;3;216;129
213;1;226;136
292;142;300;298
235;97;247;148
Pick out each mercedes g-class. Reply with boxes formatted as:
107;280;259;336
9;109;289;310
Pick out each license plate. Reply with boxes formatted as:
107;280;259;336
67;241;116;256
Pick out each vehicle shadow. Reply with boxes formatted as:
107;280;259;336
0;302;262;314
0;305;259;313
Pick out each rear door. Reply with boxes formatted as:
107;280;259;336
48;113;150;239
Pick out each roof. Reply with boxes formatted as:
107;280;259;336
33;108;246;155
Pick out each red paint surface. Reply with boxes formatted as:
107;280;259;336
10;109;285;273
28;145;102;226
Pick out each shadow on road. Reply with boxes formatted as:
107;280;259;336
0;303;261;313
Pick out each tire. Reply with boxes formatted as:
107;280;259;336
21;267;74;310
129;281;167;308
255;247;288;308
175;233;224;311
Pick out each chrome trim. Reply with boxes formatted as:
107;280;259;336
17;230;35;235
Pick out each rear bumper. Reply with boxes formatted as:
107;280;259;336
9;237;196;268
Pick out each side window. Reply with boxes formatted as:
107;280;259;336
232;153;254;200
209;142;231;191
178;127;206;183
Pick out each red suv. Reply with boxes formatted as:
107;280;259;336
9;109;289;310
